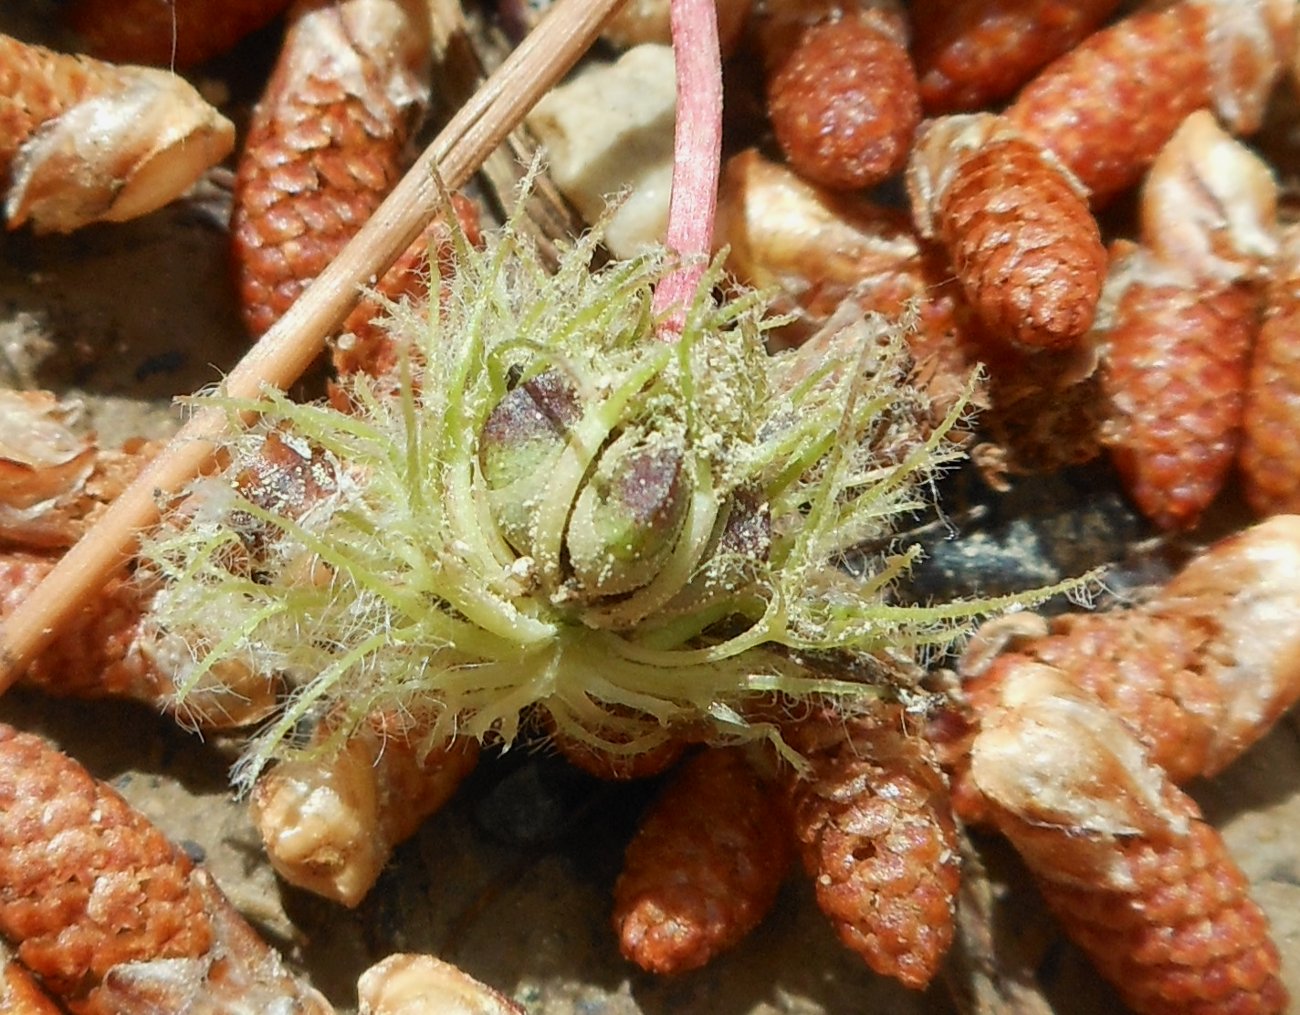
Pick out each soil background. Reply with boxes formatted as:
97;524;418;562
1;5;1299;1014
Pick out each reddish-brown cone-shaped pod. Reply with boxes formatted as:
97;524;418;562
909;0;1123;114
65;0;294;68
1243;225;1300;516
1005;0;1293;203
0;724;333;1015
759;0;921;191
613;747;793;974
908;113;1106;351
1097;112;1275;529
960;515;1300;789
785;709;961;990
970;667;1287;1015
1099;262;1259;530
230;0;432;338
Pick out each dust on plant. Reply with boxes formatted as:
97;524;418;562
140;189;1057;790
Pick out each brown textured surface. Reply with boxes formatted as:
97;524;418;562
1005;3;1211;202
0;941;60;1014
612;748;793;974
787;711;961;990
230;0;430;339
1100;276;1258;531
0;722;213;1001
65;0;293;68
961;515;1300;794
4;4;1300;1012
995;784;1286;1015
0;550;164;704
973;615;1218;787
917;127;1106;350
0;34;120;168
1242;226;1300;516
910;0;1122;113
764;11;921;191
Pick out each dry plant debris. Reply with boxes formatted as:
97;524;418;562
4;1;1300;1013
0;31;233;232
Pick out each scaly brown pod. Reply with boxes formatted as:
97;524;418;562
785;707;962;990
0;723;334;1015
230;0;433;338
0;32;233;232
1005;0;1293;203
613;747;793;974
907;112;1106;351
757;0;920;192
909;0;1124;114
1098;112;1277;529
970;667;1287;1015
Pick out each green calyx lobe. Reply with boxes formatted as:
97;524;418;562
141;197;1058;787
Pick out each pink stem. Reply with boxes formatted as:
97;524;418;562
651;0;723;339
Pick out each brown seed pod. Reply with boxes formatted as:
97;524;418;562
909;0;1123;114
0;33;233;232
251;711;479;907
1242;224;1300;516
962;514;1300;788
1096;112;1276;528
230;0;432;338
785;708;961;990
612;747;793;974
0;391;160;550
907;112;1106;351
0;723;333;1015
970;667;1287;1015
65;0;294;68
1098;256;1259;530
1005;0;1293;203
759;0;921;191
0;939;61;1015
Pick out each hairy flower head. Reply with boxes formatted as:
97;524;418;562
141;200;1034;788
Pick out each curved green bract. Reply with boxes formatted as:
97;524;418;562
141;199;1066;788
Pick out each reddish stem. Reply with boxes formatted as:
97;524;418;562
652;0;723;339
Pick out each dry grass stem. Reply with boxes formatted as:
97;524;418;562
0;0;628;692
